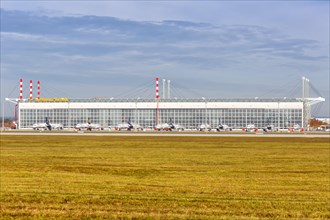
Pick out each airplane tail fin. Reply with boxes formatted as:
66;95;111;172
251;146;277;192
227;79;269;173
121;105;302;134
45;117;50;125
45;117;52;130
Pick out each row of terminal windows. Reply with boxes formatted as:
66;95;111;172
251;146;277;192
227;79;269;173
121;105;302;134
19;108;302;129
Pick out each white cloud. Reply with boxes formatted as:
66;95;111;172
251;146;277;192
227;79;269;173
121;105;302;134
1;6;329;116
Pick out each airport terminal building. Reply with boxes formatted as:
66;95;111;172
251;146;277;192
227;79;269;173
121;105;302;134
6;77;325;130
14;98;308;129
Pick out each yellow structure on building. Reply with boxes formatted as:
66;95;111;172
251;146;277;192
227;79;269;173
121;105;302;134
36;98;69;102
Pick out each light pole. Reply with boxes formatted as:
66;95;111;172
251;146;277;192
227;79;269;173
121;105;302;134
136;97;140;128
277;101;280;130
202;97;207;125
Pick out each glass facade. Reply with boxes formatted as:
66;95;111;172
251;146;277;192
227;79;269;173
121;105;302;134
19;105;302;129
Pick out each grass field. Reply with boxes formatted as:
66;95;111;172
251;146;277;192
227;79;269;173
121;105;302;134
1;135;329;219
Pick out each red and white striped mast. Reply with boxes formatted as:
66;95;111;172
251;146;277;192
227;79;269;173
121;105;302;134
29;80;33;100
156;77;159;126
19;79;23;100
37;81;40;100
156;77;159;100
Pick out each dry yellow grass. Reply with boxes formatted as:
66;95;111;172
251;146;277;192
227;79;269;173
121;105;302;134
1;135;329;219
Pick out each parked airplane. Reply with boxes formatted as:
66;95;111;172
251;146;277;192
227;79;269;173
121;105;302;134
32;117;63;130
216;120;232;131
262;118;276;132
12;121;17;129
262;124;276;132
197;123;211;131
115;118;143;131
243;124;258;132
155;118;184;131
288;124;303;132
75;118;103;131
324;125;330;132
155;123;170;131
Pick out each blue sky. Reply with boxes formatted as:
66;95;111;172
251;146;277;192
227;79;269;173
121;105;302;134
1;1;329;117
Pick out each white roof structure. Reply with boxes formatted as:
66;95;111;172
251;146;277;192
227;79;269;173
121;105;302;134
9;98;308;110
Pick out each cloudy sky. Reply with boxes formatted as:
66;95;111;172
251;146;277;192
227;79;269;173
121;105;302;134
1;1;329;116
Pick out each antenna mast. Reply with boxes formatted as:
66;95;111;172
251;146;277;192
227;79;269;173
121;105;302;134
156;77;159;126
